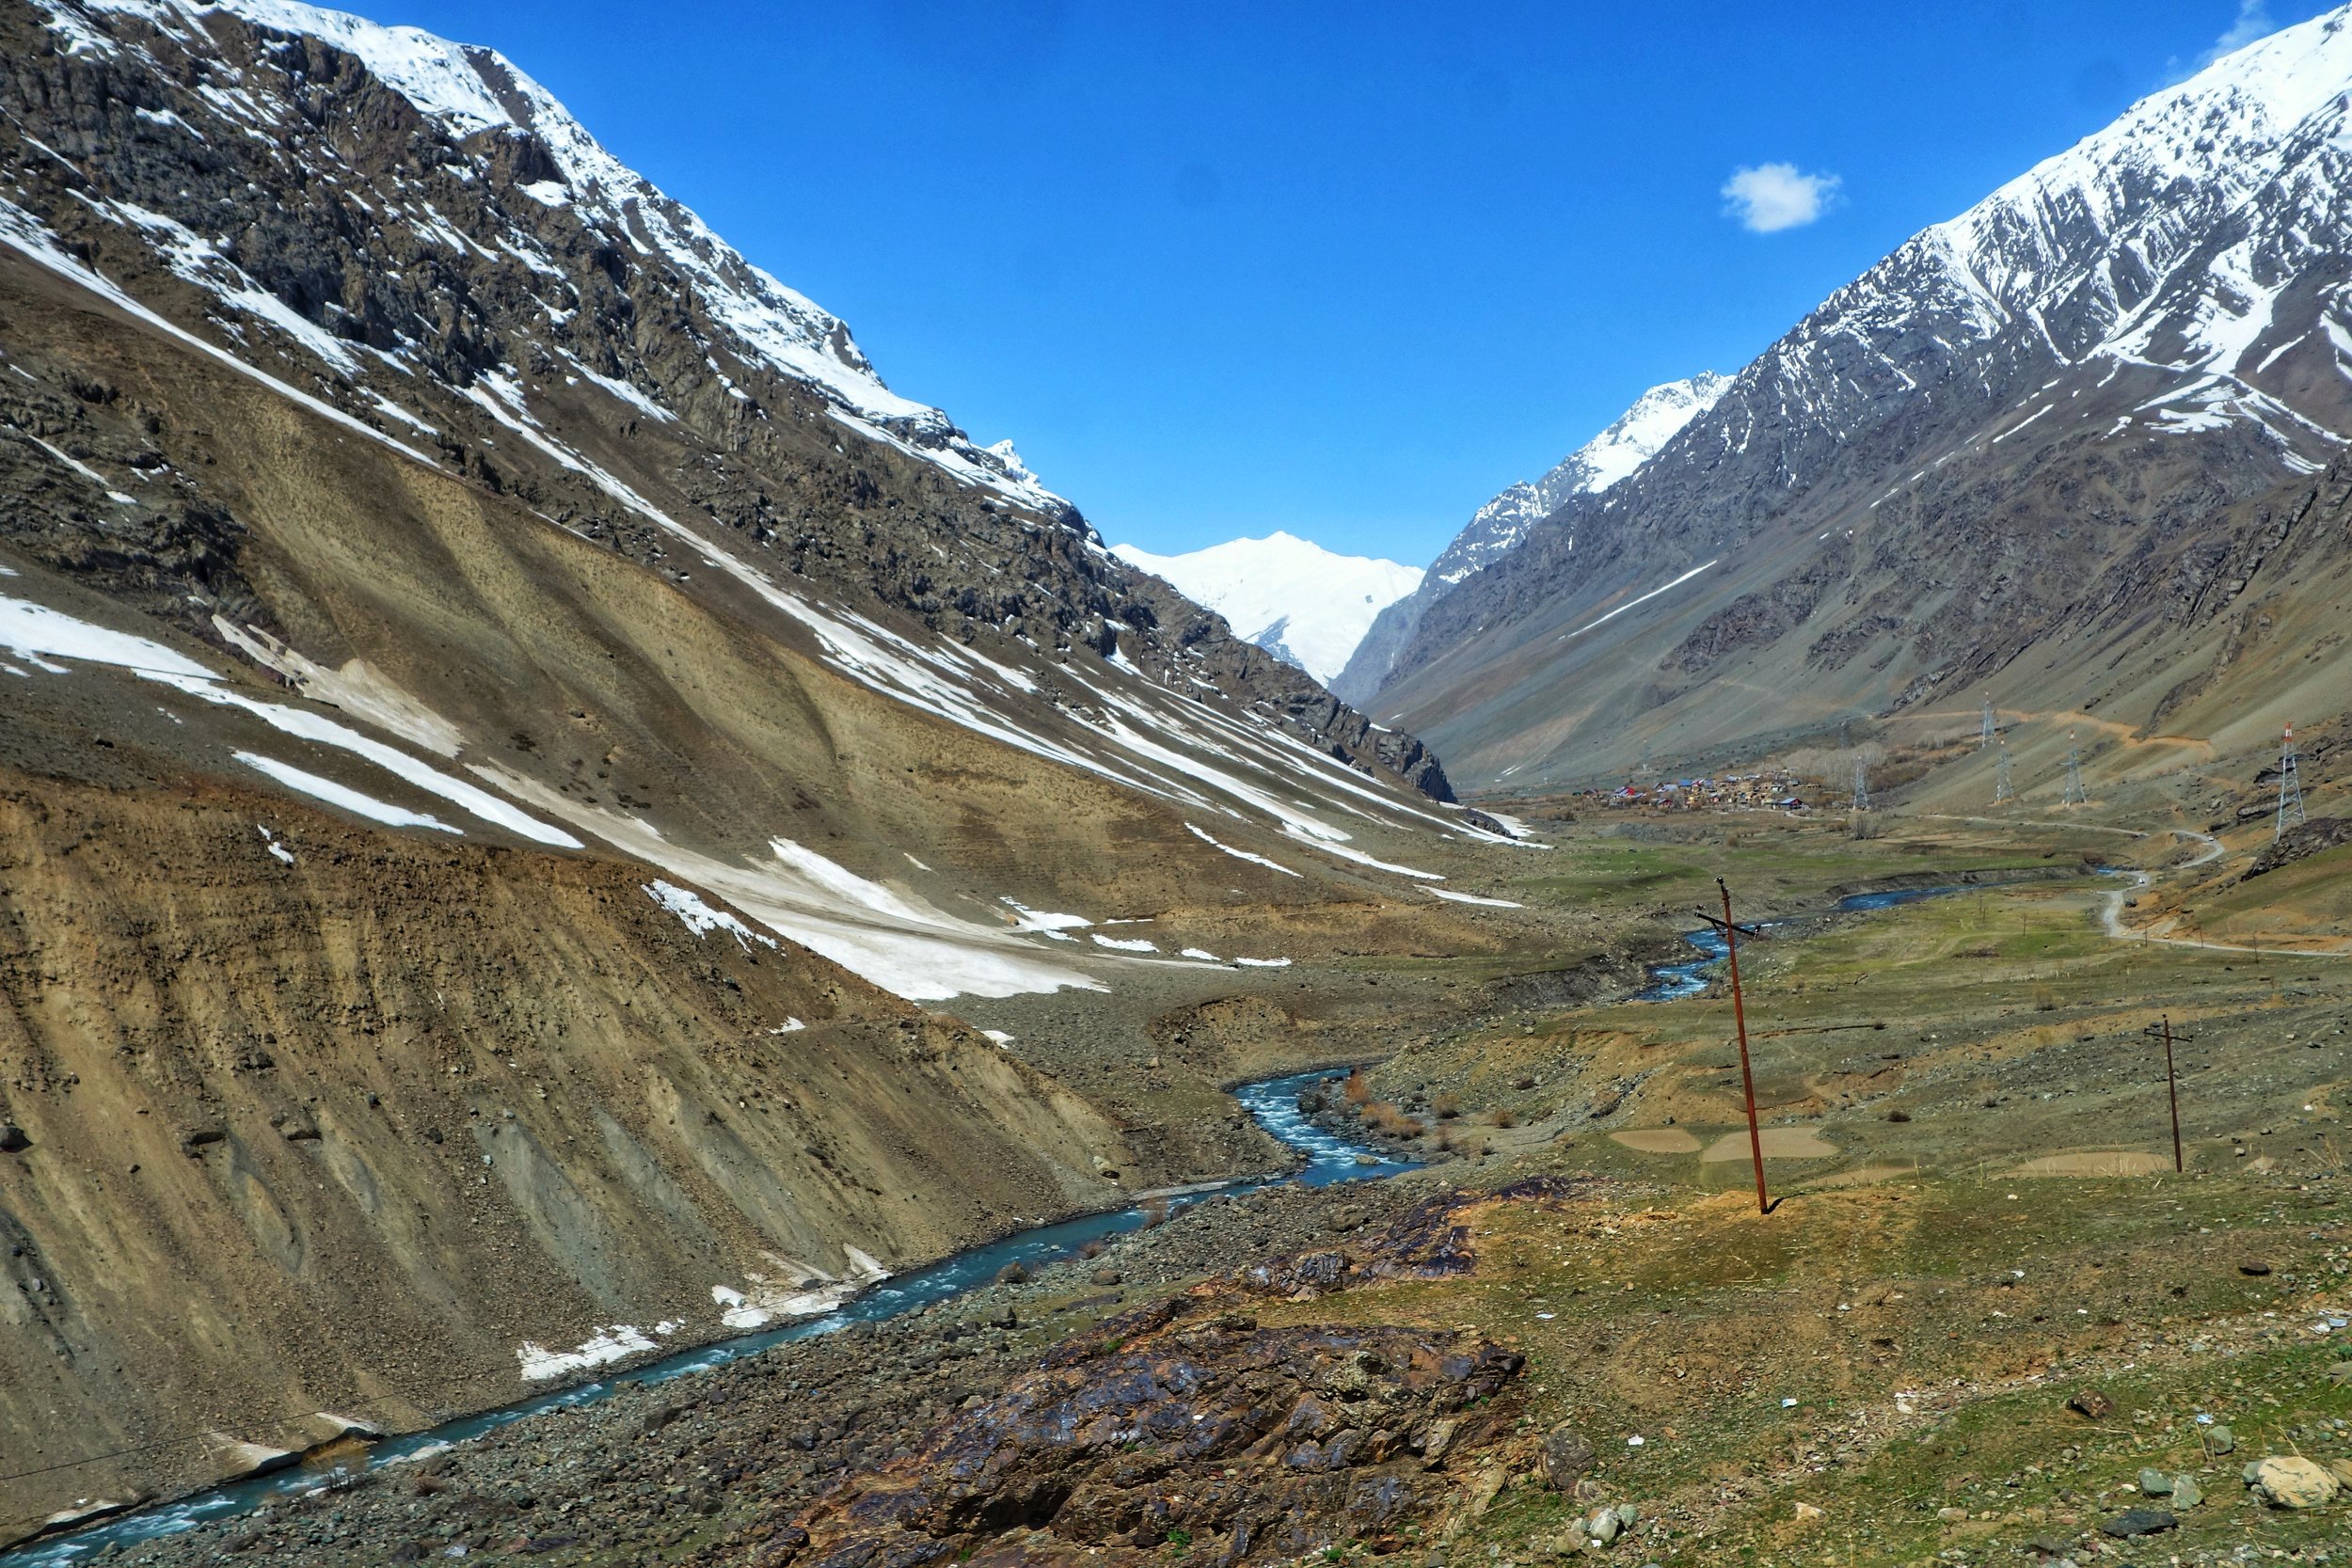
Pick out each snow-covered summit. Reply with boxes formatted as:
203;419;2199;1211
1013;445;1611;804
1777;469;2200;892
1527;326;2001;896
1432;372;1729;588
40;0;1057;508
1110;532;1422;683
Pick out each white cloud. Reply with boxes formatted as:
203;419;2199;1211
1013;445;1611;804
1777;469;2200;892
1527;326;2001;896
1720;163;1841;233
2202;0;2274;66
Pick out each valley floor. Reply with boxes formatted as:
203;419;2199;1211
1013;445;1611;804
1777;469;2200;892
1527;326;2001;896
20;803;2352;1568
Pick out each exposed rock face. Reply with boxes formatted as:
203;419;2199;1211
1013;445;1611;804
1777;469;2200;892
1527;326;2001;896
1354;9;2352;784
761;1185;1562;1568
768;1308;1523;1568
2240;816;2351;879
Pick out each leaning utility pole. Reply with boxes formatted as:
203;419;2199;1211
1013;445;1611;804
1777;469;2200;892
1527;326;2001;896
1994;738;2014;805
1981;692;1996;748
2277;722;2305;842
1697;880;1770;1215
2143;1016;2188;1172
2063;730;2088;807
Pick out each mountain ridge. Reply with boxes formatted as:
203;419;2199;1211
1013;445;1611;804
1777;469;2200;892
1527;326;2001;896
1331;372;1727;704
1357;3;2352;785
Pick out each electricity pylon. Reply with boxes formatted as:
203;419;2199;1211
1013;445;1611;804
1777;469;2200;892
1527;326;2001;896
2063;730;2088;807
1994;738;2014;805
2277;722;2305;841
1851;757;1869;814
1981;692;1996;748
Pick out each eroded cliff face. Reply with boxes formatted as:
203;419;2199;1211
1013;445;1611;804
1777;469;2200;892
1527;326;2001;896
0;767;1145;1522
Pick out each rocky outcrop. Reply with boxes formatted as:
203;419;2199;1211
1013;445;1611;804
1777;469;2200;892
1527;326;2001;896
2240;816;2352;879
757;1185;1551;1568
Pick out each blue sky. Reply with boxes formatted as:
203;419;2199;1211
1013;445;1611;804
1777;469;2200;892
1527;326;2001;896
389;0;2328;565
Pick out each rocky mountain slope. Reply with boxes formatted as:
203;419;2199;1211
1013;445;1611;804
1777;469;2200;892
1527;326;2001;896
1331;374;1726;704
0;0;1503;1532
1359;7;2352;787
1109;531;1421;684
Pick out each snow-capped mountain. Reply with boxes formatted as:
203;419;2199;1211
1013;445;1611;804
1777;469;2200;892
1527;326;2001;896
1330;373;1724;701
1111;531;1422;683
0;0;1486;1502
1357;3;2352;785
1429;373;1731;592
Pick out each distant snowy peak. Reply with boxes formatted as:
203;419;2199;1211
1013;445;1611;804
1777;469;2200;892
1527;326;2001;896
1110;532;1422;683
34;0;1059;509
1432;372;1729;587
1549;372;1736;496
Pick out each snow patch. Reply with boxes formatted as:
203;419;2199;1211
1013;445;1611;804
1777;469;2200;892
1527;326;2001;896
236;752;461;833
644;879;777;952
516;1324;657;1382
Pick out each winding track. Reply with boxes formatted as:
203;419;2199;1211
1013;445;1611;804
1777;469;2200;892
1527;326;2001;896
1916;815;2346;958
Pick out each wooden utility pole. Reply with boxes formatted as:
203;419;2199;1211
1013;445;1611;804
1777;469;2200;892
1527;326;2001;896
1699;879;1770;1213
2143;1016;2188;1172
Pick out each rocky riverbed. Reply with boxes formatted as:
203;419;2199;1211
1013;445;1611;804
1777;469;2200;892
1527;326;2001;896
68;1174;1539;1567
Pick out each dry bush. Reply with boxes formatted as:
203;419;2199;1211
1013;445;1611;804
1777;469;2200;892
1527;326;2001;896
1361;1102;1425;1140
1433;1092;1463;1120
1136;1196;1171;1229
1489;1108;1518;1129
2032;985;2058;1012
1341;1069;1372;1106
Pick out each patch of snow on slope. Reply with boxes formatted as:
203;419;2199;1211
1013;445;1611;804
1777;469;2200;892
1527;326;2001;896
644;879;778;952
469;772;1105;1003
1279;822;1443;880
1;588;581;846
1559;560;1720;640
1110;531;1422;682
236;752;461;833
1183;822;1302;878
1426;886;1524;908
516;1324;656;1381
1001;897;1092;936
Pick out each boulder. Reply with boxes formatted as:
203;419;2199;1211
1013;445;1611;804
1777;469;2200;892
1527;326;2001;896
0;1124;28;1153
2202;1423;2234;1455
2136;1467;2171;1495
2169;1473;2203;1509
1541;1426;1597;1490
2249;1455;2340;1508
2065;1387;2114;1419
2099;1508;2176;1538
